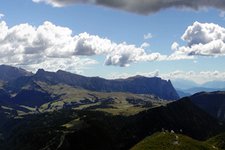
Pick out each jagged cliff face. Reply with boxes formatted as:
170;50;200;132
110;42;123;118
32;69;179;100
0;65;179;101
110;76;179;100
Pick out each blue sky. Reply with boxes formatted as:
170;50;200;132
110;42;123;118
0;0;225;83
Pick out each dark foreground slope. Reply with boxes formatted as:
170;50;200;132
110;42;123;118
190;91;225;121
0;98;223;150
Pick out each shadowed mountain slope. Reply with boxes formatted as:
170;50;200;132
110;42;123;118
190;91;225;121
1;98;223;150
0;65;32;82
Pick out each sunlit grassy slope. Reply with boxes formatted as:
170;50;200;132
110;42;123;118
207;132;225;150
37;81;167;115
131;132;219;150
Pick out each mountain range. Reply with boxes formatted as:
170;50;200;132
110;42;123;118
172;79;225;90
0;65;225;149
0;65;32;82
0;65;179;102
172;79;225;97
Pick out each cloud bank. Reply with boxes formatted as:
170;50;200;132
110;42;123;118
0;20;224;72
109;70;225;84
33;0;225;14
0;21;98;72
0;20;172;71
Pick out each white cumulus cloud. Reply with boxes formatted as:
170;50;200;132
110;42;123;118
72;33;168;66
172;22;225;57
0;21;97;72
104;43;166;67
